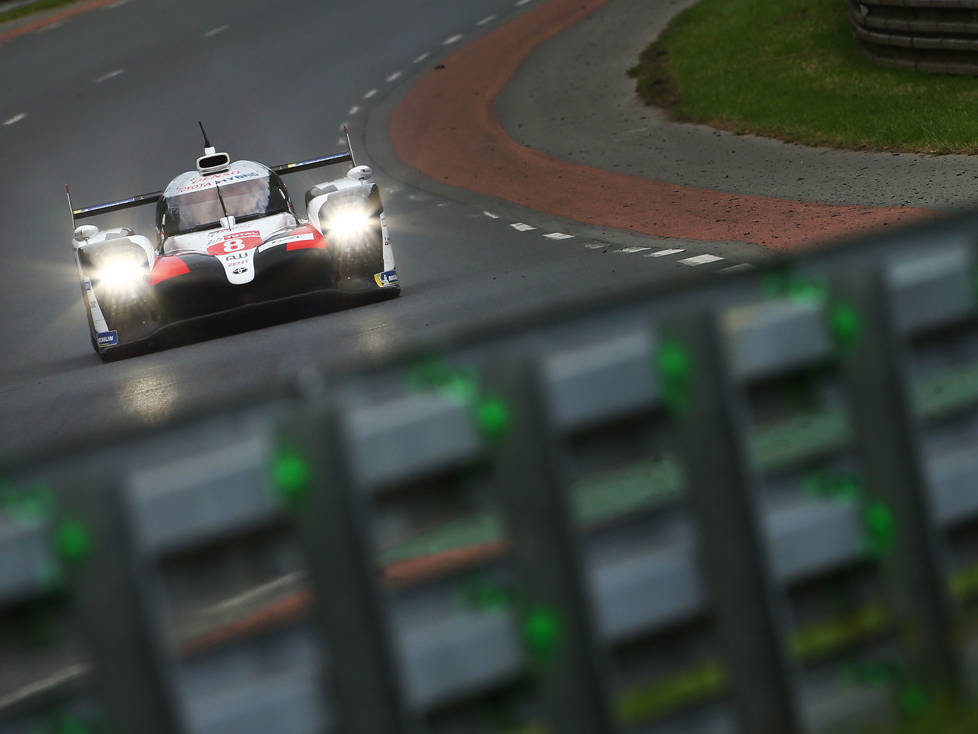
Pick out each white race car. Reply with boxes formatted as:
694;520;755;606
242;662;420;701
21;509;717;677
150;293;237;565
68;125;399;360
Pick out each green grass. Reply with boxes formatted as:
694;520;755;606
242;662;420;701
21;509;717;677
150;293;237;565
0;0;91;26
628;0;978;153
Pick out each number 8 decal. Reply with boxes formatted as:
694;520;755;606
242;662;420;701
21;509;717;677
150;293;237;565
224;239;245;253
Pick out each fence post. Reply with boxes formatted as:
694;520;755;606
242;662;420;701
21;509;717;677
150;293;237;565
278;404;425;734
831;267;961;697
484;356;620;734
663;312;804;734
56;474;187;734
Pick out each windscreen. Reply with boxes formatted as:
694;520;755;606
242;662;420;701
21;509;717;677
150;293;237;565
160;176;290;237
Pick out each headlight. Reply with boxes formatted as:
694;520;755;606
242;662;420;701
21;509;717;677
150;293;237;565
321;204;376;242
94;258;147;297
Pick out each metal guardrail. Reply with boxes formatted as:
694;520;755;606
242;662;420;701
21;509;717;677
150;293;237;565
4;210;978;733
847;0;978;75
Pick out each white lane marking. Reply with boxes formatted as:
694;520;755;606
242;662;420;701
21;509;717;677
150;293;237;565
721;263;754;274
443;34;464;45
644;248;685;257
615;246;652;254
476;14;497;26
107;0;130;8
363;89;378;99
203;24;229;37
516;0;533;6
36;21;63;33
413;52;431;64
679;254;724;266
348;105;360;115
386;71;402;82
483;211;500;219
543;232;574;240
437;202;449;207
95;68;124;83
3;113;26;126
511;223;536;231
584;243;606;250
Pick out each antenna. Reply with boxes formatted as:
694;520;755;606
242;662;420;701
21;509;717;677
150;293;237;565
65;184;75;227
198;121;213;151
344;125;357;168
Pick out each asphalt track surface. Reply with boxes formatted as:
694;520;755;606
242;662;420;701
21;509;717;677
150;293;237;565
0;0;734;462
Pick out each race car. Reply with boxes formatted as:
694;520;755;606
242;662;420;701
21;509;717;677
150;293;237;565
67;125;399;360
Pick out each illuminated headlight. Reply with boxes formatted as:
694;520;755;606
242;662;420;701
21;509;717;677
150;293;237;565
94;259;146;296
321;205;376;243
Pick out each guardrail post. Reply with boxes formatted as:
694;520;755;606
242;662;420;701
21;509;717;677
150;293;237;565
56;473;187;734
485;356;620;734
663;312;804;734
279;405;425;734
831;268;961;696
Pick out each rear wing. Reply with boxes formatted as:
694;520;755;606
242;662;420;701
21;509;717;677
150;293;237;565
67;136;356;224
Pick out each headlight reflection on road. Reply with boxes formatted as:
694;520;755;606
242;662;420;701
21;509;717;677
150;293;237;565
117;370;178;425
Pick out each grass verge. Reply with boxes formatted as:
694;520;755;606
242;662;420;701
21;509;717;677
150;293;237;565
628;0;978;153
0;0;91;26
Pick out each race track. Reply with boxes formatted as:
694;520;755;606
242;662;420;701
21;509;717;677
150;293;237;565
0;0;732;461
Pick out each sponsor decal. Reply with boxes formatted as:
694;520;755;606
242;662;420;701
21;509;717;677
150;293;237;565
174;169;262;193
96;331;119;347
232;267;249;275
374;269;398;288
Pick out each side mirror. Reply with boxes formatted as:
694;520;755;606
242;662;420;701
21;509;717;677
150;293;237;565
347;165;373;181
73;225;99;242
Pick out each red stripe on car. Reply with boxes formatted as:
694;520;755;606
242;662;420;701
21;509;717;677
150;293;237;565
149;256;191;285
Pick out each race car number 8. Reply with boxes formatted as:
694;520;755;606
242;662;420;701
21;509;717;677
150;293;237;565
224;239;246;253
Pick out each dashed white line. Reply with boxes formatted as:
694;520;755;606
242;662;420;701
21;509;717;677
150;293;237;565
679;254;724;266
107;0;130;8
721;263;754;274
544;233;574;240
644;248;685;257
584;243;606;250
443;34;464;45
515;0;533;6
511;223;536;232
413;52;431;64
203;24;229;37
483;211;500;219
437;202;450;207
3;113;26;126
36;21;63;33
95;68;124;83
386;71;403;83
348;105;360;115
363;89;378;99
615;246;652;254
476;14;497;26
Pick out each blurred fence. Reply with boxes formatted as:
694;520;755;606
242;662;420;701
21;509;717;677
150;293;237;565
5;210;978;733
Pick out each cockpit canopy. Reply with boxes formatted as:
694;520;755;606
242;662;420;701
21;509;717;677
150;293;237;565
156;161;292;239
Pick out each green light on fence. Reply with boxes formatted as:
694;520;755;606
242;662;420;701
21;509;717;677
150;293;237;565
786;279;827;304
523;607;561;661
657;341;691;415
272;451;311;507
864;502;896;557
900;686;928;716
830;303;861;349
55;521;91;566
477;396;510;440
